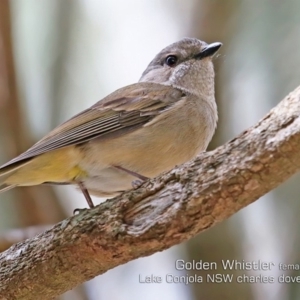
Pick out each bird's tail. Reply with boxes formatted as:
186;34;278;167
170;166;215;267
0;161;27;193
0;183;16;193
0;148;83;192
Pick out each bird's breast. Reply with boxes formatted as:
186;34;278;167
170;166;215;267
79;97;217;196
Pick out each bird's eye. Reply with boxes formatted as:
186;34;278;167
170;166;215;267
165;55;178;67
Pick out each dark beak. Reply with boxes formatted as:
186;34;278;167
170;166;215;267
195;42;222;60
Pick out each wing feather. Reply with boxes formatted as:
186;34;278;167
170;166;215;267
0;82;185;170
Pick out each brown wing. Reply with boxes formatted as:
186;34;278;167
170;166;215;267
0;82;185;170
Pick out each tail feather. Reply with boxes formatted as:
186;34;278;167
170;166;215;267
0;161;28;193
0;183;16;193
0;160;31;178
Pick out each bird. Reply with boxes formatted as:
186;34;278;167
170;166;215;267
0;38;222;208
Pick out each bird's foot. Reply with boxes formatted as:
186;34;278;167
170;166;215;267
114;165;149;190
131;179;144;189
73;208;88;215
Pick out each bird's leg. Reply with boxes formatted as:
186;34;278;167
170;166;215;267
113;165;149;189
78;181;94;208
113;165;149;181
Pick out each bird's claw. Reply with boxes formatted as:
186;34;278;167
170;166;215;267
73;208;87;215
131;179;144;189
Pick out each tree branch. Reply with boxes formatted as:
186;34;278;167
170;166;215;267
0;226;52;253
1;86;300;299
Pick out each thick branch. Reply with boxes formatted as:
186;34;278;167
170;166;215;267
0;226;52;253
1;86;300;299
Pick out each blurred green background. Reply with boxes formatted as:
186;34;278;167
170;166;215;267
0;0;300;299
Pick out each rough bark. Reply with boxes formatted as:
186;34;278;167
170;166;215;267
0;86;300;300
0;226;52;253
